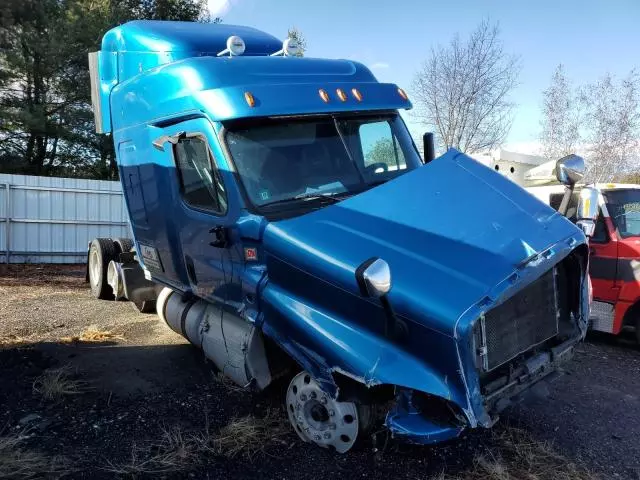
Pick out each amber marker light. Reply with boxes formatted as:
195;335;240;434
397;87;408;100
244;91;256;107
336;88;347;102
352;88;363;101
319;89;330;103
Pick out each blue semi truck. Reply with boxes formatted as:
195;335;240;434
87;20;591;452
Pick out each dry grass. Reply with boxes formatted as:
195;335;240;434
206;410;291;461
438;426;599;480
104;410;291;474
103;426;197;476
0;334;30;347
32;365;88;401
60;325;125;344
0;431;68;479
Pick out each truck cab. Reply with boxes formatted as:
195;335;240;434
87;20;590;452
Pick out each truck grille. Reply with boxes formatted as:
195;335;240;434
480;268;559;371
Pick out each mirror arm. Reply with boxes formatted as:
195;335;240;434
557;185;574;216
379;295;400;340
152;131;187;151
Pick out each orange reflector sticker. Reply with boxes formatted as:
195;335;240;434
244;92;256;107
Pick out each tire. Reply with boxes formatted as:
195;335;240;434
113;238;134;255
132;300;156;314
635;315;640;346
88;238;117;300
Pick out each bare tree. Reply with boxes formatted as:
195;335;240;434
539;64;582;160
411;20;520;153
581;71;640;182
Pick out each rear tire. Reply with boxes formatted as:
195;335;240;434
88;238;117;300
114;238;134;255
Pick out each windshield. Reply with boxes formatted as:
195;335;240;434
224;114;421;212
604;189;640;238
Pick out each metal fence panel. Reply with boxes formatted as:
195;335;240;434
0;174;130;264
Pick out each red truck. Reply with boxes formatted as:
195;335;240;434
527;182;640;343
586;184;640;342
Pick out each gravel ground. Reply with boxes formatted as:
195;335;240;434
1;265;639;479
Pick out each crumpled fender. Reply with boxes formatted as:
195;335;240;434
259;282;463;405
385;389;465;444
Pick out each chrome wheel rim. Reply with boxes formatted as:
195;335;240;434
286;371;359;453
89;248;100;287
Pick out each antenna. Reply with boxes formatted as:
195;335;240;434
270;38;300;57
217;36;246;57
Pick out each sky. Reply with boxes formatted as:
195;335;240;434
209;0;640;154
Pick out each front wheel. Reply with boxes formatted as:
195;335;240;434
285;371;361;453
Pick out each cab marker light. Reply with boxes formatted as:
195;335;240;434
336;88;347;102
319;89;330;103
244;92;256;107
351;88;363;101
397;87;408;100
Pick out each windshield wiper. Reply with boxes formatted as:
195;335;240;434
260;192;343;209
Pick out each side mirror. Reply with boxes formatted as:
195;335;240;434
355;258;391;298
356;257;399;339
556;154;585;187
576;187;599;237
423;132;435;164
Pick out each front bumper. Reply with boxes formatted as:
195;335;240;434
385;336;578;445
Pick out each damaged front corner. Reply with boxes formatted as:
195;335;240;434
385;389;466;445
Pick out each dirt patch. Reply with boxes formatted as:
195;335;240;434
0;264;85;289
1;265;636;479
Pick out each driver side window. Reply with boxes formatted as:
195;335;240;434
173;136;227;214
359;121;406;173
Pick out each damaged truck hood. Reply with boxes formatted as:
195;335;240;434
262;149;583;335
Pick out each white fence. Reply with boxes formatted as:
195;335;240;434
0;174;130;264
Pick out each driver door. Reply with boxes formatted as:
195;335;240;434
153;117;239;302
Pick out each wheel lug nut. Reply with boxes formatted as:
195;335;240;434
314;434;321;441
310;391;317;399
329;423;337;430
324;432;331;439
300;394;307;401
320;397;328;404
329;409;335;416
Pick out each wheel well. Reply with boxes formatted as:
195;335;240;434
623;300;640;327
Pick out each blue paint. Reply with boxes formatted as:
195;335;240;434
93;21;590;446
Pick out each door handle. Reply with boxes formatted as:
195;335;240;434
209;226;230;248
